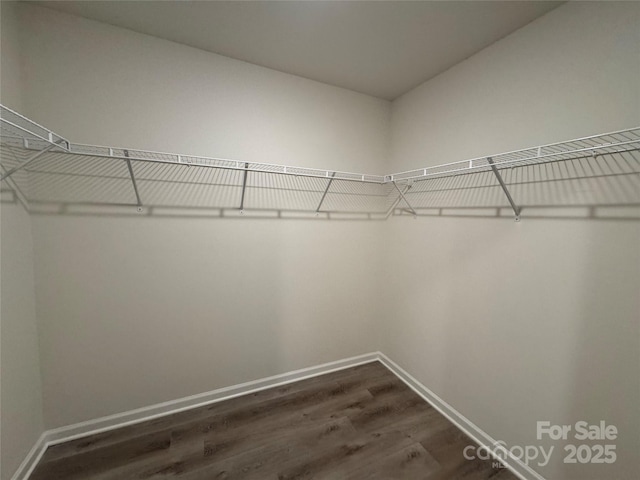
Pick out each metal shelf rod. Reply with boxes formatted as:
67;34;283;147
35;147;386;184
403;146;640;188
389;127;640;179
1;104;638;220
0;105;68;142
388;141;639;183
0;118;66;147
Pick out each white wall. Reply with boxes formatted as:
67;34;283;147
0;205;43;480
12;3;390;429
17;4;389;174
0;3;45;479
32;217;386;428
386;3;639;480
3;3;639;480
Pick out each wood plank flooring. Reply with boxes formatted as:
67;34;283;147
31;362;517;479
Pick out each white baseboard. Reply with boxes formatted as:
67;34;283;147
9;433;48;480
10;351;379;480
12;351;546;480
377;352;546;480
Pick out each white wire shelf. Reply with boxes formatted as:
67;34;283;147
388;129;640;182
0;105;69;148
1;104;639;220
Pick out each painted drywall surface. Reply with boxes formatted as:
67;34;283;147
6;5;639;480
16;3;389;174
0;3;45;480
12;4;390;428
32;217;385;428
391;3;639;170
387;2;639;480
0;1;23;112
0;204;44;480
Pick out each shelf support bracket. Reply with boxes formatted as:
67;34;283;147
487;157;520;221
239;162;249;212
385;185;406;219
0;142;58;182
316;172;336;213
392;181;417;217
0;163;30;210
123;150;143;212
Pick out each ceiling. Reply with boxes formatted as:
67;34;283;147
34;1;562;100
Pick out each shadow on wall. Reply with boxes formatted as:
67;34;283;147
0;142;395;221
30;212;291;428
1;142;639;221
393;152;640;222
433;199;639;478
558;224;640;480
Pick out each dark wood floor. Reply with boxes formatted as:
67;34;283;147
31;362;517;479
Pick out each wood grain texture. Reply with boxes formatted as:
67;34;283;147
30;362;517;479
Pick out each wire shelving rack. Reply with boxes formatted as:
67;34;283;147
1;104;639;220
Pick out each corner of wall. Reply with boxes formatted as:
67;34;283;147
1;3;46;480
